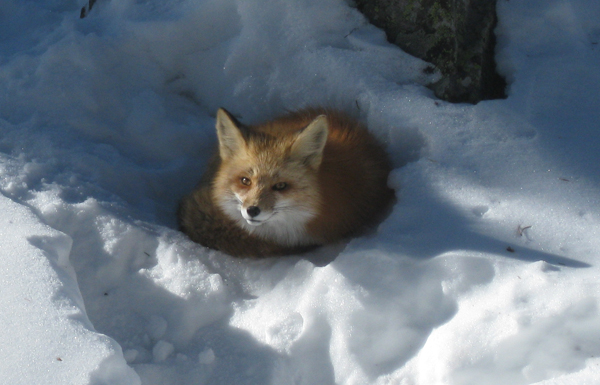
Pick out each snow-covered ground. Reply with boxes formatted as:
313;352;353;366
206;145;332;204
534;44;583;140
1;0;600;384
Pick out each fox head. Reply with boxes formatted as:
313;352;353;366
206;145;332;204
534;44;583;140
212;108;328;245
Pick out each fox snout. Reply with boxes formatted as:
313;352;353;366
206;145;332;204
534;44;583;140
242;205;263;224
246;206;261;218
240;202;273;226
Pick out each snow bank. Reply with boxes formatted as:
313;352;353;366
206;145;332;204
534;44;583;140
0;193;139;385
1;0;600;384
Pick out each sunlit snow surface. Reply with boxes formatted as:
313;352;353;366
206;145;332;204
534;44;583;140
1;0;600;384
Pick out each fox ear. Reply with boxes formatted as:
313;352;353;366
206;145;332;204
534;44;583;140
290;115;329;169
216;108;246;160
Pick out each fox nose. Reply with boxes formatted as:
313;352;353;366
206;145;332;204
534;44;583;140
246;206;261;218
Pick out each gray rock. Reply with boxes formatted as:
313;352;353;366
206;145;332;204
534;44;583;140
353;0;506;103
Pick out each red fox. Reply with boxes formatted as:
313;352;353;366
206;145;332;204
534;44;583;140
178;108;394;257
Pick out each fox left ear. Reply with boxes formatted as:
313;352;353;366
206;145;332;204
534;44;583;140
216;108;246;160
290;115;329;169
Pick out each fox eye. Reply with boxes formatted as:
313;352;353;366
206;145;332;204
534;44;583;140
272;182;288;191
240;177;251;186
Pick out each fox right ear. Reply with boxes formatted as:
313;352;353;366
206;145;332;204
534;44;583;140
290;114;329;169
216;108;246;160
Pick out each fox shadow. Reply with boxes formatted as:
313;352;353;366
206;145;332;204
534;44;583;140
369;182;591;268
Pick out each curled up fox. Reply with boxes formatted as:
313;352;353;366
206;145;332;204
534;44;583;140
178;108;394;258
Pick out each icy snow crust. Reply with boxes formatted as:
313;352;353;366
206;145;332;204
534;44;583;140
1;0;600;384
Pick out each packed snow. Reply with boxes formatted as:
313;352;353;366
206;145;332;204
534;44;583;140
1;0;600;384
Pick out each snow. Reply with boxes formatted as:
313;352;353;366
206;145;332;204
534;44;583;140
1;0;600;384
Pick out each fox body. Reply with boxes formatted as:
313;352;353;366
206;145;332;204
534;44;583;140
178;108;394;257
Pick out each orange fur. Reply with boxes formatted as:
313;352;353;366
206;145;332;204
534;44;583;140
178;108;394;258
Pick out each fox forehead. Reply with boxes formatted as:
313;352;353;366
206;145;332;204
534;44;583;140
226;136;303;174
246;133;296;158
